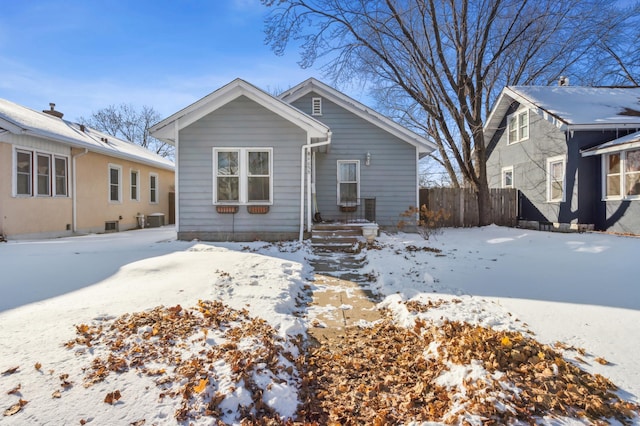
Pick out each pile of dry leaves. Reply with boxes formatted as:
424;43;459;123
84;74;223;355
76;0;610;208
65;300;300;424
299;302;640;425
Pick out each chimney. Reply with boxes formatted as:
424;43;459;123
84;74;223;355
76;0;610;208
558;76;569;86
42;103;64;119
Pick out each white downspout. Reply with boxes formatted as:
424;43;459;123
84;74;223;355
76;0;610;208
299;132;332;241
174;120;180;235
72;148;89;233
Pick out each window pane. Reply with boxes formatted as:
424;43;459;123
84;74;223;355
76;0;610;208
16;151;32;195
55;157;67;196
339;163;357;181
110;184;119;201
626;173;640;196
551;181;563;200
625;150;640;172
340;183;358;203
248;151;269;175
131;171;138;200
504;171;513;187
508;116;517;142
607;175;621;196
37;154;50;195
111;168;119;184
248;177;269;201
608;153;620;174
551;161;564;180
218;152;238;175
217;177;239;201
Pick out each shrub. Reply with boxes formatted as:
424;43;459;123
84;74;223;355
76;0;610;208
397;205;450;240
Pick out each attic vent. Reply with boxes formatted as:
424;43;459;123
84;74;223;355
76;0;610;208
312;97;322;116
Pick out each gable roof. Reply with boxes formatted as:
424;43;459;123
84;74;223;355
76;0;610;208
150;78;331;143
0;98;174;170
279;78;437;154
484;86;640;143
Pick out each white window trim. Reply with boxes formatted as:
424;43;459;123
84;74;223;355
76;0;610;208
507;109;529;145
54;155;68;197
501;166;514;188
36;153;51;197
149;172;159;204
108;163;123;203
212;147;273;205
12;147;69;198
130;169;140;201
312;97;322;116
546;155;566;203
337;160;360;206
603;150;640;201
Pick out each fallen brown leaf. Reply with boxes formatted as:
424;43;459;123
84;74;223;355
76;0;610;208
3;399;27;416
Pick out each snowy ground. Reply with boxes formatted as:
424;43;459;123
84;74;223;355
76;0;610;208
0;225;638;425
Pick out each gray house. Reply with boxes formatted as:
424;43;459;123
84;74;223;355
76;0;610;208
150;78;435;241
485;84;640;234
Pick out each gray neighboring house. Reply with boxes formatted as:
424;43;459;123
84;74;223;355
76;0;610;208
150;78;435;241
485;84;640;234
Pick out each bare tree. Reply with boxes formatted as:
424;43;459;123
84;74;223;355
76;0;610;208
262;0;636;225
79;104;174;159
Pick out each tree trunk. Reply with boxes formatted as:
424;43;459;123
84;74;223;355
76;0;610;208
476;179;492;226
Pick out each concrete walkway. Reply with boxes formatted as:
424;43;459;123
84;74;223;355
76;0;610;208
307;251;382;345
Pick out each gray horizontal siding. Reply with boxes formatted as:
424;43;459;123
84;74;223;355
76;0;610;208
291;92;418;227
177;95;307;239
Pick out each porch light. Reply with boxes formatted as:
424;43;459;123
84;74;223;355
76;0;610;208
365;151;371;166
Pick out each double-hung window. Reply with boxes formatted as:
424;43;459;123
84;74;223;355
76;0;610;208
508;109;529;144
605;149;640;199
16;150;33;196
149;173;158;204
337;160;360;205
14;148;68;197
109;164;122;203
131;170;139;201
213;148;272;204
547;156;566;202
36;153;51;196
54;156;68;196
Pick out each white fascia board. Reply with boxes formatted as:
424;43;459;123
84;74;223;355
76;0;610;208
282;78;436;153
0;117;26;134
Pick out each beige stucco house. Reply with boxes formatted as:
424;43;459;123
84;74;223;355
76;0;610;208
0;99;175;240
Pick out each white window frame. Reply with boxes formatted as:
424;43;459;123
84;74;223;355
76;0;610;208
212;147;273;205
130;169;140;201
36;153;51;196
54;156;68;197
149;172;159;204
312;97;322;116
108;164;122;203
546;155;566;202
13;147;69;198
604;150;640;201
337;160;360;206
507;109;529;144
501;166;514;188
14;149;33;196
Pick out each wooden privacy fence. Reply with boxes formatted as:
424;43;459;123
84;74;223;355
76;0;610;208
419;188;518;227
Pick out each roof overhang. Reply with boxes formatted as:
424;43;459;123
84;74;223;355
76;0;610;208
582;131;640;157
150;78;331;144
279;78;437;154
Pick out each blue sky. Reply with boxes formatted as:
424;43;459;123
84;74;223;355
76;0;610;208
0;0;332;121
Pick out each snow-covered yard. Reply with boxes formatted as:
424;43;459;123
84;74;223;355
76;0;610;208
0;226;638;425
